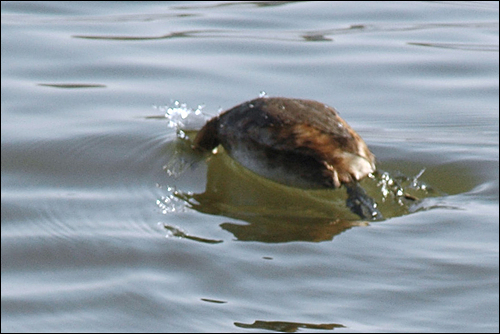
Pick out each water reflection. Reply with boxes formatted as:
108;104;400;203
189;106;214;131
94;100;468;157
163;223;222;244
234;320;345;332
158;103;443;243
162;142;442;243
219;218;366;243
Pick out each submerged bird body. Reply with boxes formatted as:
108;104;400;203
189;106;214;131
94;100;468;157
193;97;382;219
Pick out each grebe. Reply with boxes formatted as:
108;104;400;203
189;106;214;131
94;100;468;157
193;97;382;220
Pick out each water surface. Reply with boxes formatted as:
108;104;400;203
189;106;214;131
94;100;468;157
1;1;498;332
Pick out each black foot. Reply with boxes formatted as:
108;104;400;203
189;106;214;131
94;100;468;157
346;183;383;220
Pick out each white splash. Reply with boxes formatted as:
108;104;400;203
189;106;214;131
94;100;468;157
160;100;209;132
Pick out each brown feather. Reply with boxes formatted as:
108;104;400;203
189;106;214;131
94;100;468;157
193;97;376;189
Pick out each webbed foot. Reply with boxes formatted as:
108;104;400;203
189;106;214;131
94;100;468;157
345;183;383;220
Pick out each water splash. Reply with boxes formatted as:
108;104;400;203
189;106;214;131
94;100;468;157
372;167;441;216
156;185;190;214
156;101;210;177
411;168;427;189
155;100;209;136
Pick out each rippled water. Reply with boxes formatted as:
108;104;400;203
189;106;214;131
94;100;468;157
2;1;498;333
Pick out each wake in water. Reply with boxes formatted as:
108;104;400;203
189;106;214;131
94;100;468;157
153;99;446;242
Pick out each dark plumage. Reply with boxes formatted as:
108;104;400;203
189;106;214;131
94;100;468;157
193;97;382;220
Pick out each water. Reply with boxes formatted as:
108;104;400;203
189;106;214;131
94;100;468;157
1;1;498;332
